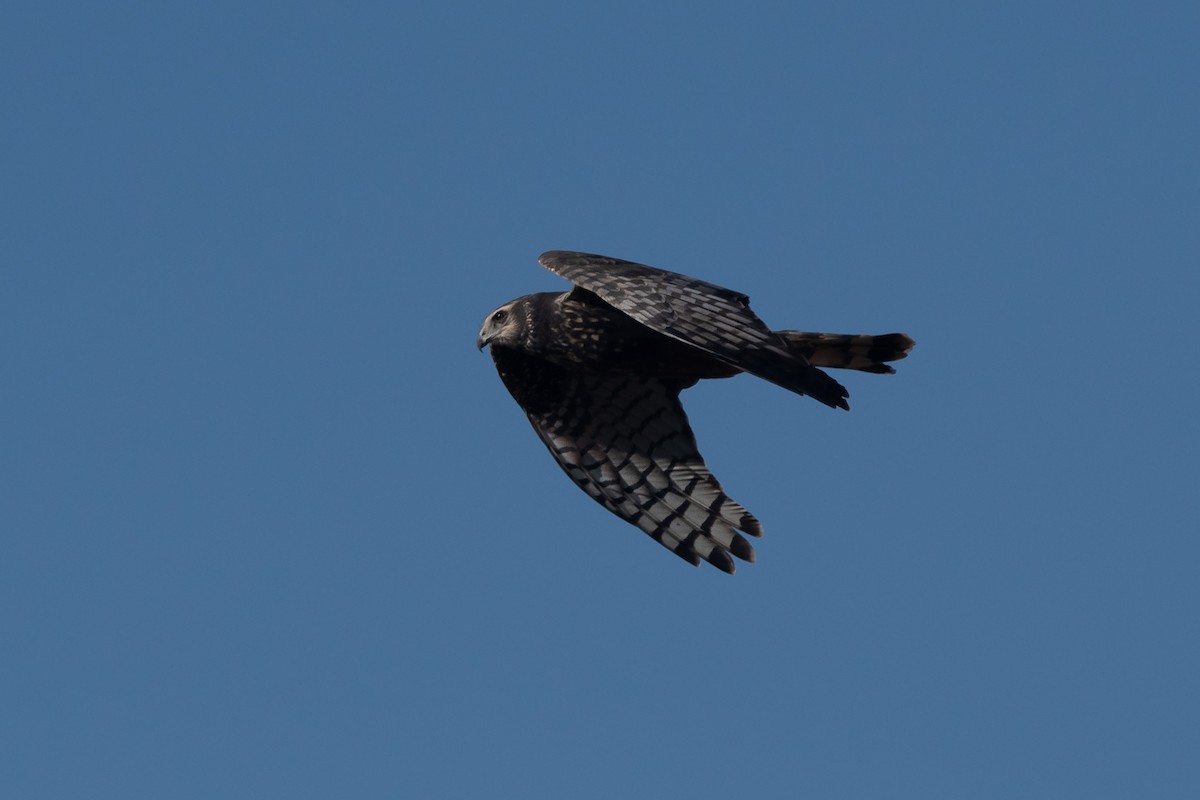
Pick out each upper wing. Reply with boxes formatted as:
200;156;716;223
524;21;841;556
539;250;849;409
491;347;761;573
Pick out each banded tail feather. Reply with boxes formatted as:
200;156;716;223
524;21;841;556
777;331;915;374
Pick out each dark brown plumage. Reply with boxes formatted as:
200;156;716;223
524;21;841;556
478;251;914;573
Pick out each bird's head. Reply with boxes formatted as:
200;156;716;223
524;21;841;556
476;300;522;350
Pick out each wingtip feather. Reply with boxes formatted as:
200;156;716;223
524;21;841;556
729;533;756;562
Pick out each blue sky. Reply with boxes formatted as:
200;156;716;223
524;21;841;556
3;2;1197;797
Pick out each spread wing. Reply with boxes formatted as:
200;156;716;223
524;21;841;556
491;348;761;573
539;250;850;409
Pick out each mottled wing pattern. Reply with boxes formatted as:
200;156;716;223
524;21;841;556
539;250;849;409
492;348;761;573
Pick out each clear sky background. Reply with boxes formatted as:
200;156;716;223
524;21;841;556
3;2;1197;798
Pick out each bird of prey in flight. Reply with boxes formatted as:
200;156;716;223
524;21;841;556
478;250;913;573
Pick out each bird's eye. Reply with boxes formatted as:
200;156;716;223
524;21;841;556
492;310;508;323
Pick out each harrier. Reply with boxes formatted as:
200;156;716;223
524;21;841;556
478;251;913;573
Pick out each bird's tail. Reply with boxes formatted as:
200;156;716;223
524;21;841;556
776;331;915;374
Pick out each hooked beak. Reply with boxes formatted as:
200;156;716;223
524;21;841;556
476;331;489;351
